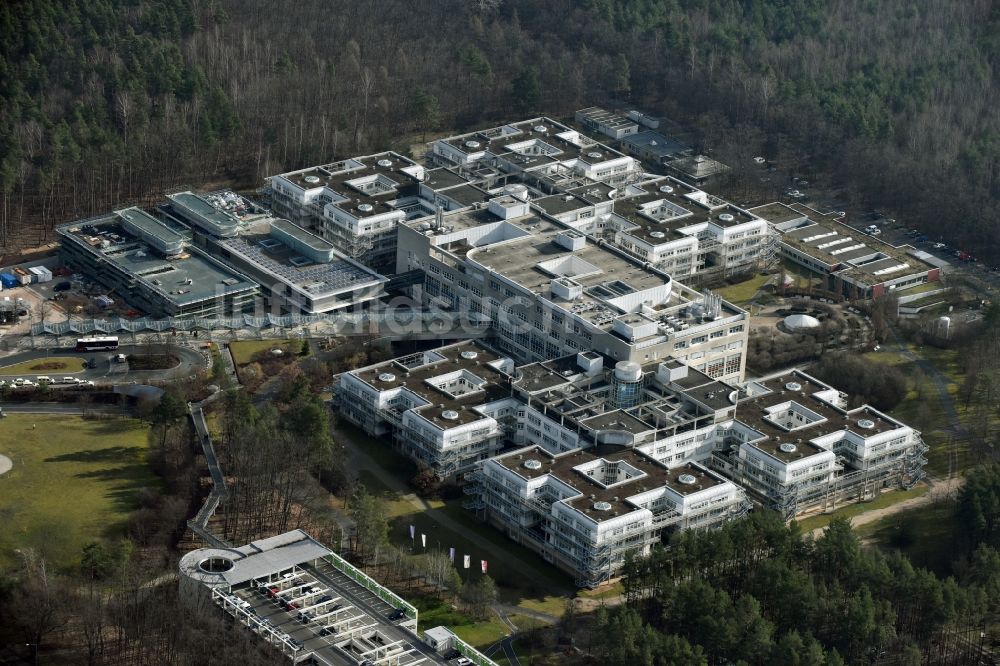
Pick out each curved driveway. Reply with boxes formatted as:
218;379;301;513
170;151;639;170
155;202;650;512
0;344;206;384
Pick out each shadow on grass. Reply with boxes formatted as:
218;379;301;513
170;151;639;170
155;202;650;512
864;498;958;577
387;500;575;602
45;446;145;464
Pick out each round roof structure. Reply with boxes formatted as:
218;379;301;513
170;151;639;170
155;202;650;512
783;314;821;331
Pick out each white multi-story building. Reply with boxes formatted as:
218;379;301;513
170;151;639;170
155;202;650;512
336;342;516;478
429;118;642;187
717;370;928;517
395;202;750;379
541;175;777;282
336;340;927;583
475;447;747;586
269;152;429;271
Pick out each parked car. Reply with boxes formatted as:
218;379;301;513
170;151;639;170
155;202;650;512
388;608;407;621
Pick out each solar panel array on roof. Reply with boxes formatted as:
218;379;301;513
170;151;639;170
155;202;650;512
221;237;379;295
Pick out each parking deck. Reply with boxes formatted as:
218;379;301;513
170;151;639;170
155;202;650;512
212;562;446;666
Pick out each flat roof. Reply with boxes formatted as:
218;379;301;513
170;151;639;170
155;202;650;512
271;218;337;253
167;191;241;236
735;370;906;455
748;202;807;225
275;152;423;218
774;214;937;283
576;106;638;130
667;154;730;179
61;215;257;306
351;342;512;428
494;446;727;522
436;183;491;207
621;130;689;158
219;226;384;299
421;167;471;191
117;207;186;246
611;178;759;244
533;193;595;216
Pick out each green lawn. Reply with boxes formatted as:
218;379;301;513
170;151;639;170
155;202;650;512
713;273;773;304
794;485;929;533
0;355;88;376
860;498;958;576
863;347;974;477
336;423;574;602
228;339;298;365
579;581;624;600
387;499;574;603
451;616;510;649
0;415;156;570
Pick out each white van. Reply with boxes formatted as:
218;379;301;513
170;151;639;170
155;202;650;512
62;376;75;384
35;376;51;384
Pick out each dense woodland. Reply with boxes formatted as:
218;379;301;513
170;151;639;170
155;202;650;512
2;0;1000;261
588;473;1000;665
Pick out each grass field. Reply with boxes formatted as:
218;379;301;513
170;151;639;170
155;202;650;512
860;498;958;576
713;273;773;304
794;485;929;533
0;355;87;376
228;339;298;365
0;414;156;570
863;346;973;477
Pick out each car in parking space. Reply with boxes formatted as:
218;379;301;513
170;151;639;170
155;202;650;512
319;626;334;637
62;376;75;384
933;242;947;249
388;608;407;621
265;586;280;598
13;378;24;386
21;380;34;387
453;658;473;666
318;594;333;603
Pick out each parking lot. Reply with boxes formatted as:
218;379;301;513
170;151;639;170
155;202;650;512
213;562;448;666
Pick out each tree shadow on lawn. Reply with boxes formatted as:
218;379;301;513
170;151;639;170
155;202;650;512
73;464;155;512
85;419;148;436
45;446;145;464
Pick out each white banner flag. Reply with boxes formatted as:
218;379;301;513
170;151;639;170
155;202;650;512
481;559;488;574
463;554;471;569
421;533;426;548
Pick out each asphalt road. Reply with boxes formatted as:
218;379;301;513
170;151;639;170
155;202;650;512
0;344;206;385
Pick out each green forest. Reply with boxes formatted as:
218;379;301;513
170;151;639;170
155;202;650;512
1;0;999;261
587;465;1000;665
